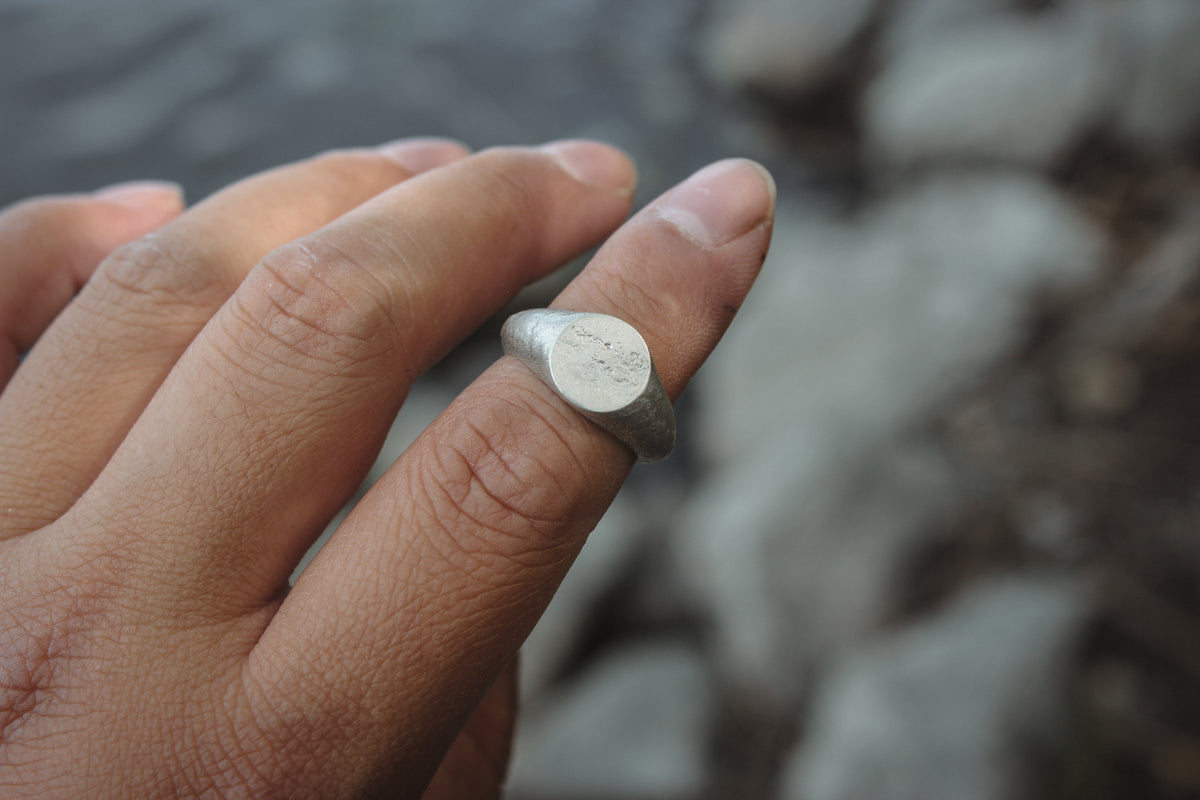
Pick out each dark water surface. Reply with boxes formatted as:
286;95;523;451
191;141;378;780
0;0;782;207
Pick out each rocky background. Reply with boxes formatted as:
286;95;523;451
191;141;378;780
4;0;1200;798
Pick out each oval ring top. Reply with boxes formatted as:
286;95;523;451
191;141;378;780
548;314;652;414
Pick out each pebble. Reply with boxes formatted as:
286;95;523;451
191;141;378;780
701;0;877;96
865;9;1113;168
700;175;1106;465
780;575;1092;800
520;493;644;698
679;177;1104;702
1110;0;1200;153
508;642;715;798
672;430;955;702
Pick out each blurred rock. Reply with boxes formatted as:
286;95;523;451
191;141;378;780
508;642;714;799
1057;349;1141;421
702;0;877;96
672;430;955;703
882;0;1030;58
1110;0;1200;153
1071;200;1200;348
1014;491;1084;563
1152;737;1200;795
780;575;1093;800
679;176;1104;702
866;8;1113;168
520;492;643;698
701;175;1106;465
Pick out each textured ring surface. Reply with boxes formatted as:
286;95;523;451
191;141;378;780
501;309;676;462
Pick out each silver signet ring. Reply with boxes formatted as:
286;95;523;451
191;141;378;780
501;309;676;463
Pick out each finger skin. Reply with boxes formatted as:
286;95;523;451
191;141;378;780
0;139;467;538
0;186;184;383
61;143;637;610
250;160;775;797
421;657;518;800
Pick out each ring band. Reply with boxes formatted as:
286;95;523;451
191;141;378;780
501;309;676;462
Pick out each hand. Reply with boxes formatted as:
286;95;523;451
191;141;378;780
0;138;774;799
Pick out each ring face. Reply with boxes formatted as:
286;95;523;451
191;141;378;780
550;315;651;413
501;309;676;463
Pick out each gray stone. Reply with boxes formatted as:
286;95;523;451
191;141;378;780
520;492;643;698
702;0;878;96
1073;200;1200;349
508;642;714;798
866;8;1114;168
1110;0;1200;153
701;174;1106;465
679;175;1105;702
671;430;955;703
882;0;1029;59
781;576;1093;800
1056;349;1142;421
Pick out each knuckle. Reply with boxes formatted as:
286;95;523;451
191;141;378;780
415;387;589;572
0;564;111;744
306;146;405;184
234;240;398;366
91;231;227;312
0;653;48;744
468;148;555;249
474;147;546;207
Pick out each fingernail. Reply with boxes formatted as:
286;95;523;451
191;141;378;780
377;137;470;173
541;140;637;195
659;159;775;248
94;180;185;213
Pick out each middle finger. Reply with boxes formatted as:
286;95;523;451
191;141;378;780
0;138;467;537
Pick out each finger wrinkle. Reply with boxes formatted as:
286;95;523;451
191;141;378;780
403;420;587;585
93;232;229;308
438;394;586;524
471;372;597;475
0;574;111;746
445;423;567;540
323;218;424;342
247;243;399;365
207;310;361;395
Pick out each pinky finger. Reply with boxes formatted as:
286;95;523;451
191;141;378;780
0;181;184;384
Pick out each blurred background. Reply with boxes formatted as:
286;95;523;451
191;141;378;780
4;0;1200;797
